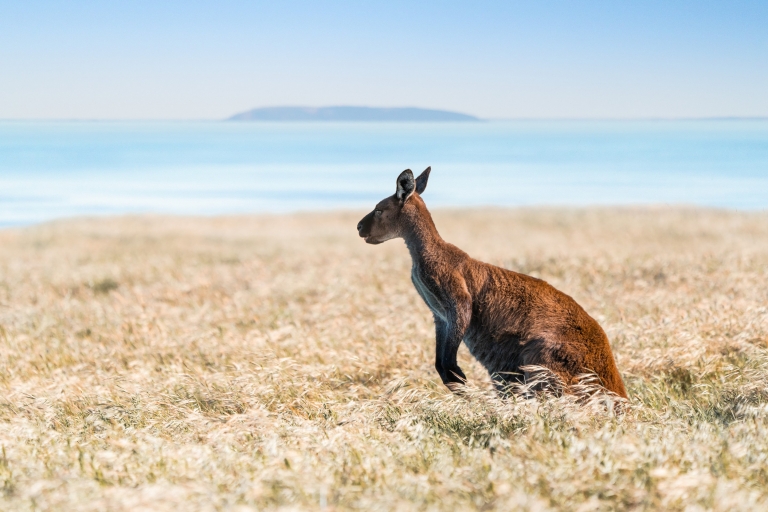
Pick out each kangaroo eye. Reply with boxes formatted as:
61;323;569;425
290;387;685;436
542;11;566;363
374;210;382;217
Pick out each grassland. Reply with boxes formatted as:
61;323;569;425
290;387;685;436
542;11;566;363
1;208;768;511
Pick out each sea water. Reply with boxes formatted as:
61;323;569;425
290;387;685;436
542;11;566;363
1;119;767;226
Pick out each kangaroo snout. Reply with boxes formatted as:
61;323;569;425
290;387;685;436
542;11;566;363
357;210;374;238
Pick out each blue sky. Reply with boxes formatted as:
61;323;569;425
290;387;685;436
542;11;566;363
1;1;767;119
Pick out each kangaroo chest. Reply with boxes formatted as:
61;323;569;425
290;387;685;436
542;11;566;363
410;265;482;356
411;266;449;322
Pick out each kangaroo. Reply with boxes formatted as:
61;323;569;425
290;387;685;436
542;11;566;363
357;167;627;399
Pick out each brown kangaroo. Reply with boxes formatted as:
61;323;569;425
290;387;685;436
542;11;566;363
357;167;627;399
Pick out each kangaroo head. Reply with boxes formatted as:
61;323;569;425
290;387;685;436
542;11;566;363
357;167;431;244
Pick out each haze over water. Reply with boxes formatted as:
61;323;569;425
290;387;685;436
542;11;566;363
1;119;767;227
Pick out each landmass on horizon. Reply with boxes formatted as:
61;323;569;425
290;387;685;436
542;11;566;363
228;106;480;122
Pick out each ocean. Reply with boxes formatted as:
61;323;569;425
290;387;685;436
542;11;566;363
1;119;767;227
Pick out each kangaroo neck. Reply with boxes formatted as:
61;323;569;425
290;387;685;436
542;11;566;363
401;205;444;266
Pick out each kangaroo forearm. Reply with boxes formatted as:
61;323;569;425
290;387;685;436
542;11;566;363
435;319;468;386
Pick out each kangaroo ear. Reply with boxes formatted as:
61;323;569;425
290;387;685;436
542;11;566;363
396;169;415;203
415;166;431;195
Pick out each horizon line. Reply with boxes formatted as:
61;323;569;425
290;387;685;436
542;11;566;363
2;116;768;122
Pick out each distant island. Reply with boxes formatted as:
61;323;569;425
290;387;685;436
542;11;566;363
228;106;480;122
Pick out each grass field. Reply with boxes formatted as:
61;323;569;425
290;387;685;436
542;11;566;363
1;208;768;511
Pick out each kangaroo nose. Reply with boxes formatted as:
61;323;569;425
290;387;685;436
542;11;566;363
357;221;363;232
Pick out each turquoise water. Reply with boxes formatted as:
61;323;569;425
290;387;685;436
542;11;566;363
1;120;767;226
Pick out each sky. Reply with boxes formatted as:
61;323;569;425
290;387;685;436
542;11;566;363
1;1;767;120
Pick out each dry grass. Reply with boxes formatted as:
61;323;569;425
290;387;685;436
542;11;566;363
1;207;768;511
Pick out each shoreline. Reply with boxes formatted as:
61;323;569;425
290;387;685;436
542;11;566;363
3;203;767;231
